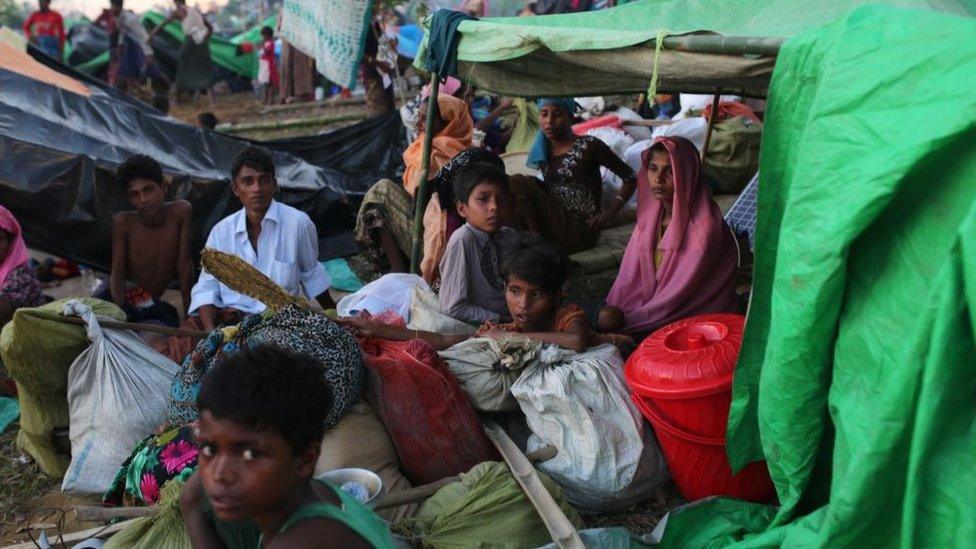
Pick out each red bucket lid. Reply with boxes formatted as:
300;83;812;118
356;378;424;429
625;313;745;398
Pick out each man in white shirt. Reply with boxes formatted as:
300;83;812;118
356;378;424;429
188;146;334;331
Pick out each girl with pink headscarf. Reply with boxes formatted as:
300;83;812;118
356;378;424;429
606;137;739;334
0;206;45;326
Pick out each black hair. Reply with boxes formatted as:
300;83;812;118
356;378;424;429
110;0;123;6
261;26;274;38
151;94;169;115
197;112;218;129
231;146;275;181
116;155;164;190
501;235;568;294
197;345;333;454
453;164;508;205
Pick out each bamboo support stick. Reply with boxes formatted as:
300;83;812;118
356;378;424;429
701;88;722;161
21;312;208;339
409;73;441;274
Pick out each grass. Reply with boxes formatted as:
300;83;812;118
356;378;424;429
0;423;59;544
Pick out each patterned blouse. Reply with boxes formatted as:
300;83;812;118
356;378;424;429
541;135;636;219
1;264;45;310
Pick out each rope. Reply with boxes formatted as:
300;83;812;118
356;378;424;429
646;29;669;98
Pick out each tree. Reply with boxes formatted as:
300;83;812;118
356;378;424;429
0;0;29;29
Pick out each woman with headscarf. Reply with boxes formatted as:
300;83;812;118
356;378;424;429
605;136;739;335
355;93;475;281
509;97;637;255
0;206;45;327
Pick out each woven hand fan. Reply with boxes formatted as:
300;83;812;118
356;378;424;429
201;248;309;311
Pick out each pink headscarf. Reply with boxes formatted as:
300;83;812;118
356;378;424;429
0;206;30;288
606;137;739;334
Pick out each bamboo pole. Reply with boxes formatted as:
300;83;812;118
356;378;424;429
483;420;583;549
20;311;209;339
409;73;441;274
701;88;722;161
218;112;367;134
662;34;784;57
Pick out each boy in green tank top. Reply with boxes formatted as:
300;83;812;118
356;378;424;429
180;345;395;549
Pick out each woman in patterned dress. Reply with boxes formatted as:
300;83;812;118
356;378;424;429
509;98;638;255
0;206;45;327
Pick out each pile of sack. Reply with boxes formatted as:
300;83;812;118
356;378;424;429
442;337;668;514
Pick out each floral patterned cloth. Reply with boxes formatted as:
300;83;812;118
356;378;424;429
541;135;634;219
0;264;46;310
103;424;198;506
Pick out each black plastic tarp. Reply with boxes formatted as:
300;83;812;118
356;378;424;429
0;66;406;271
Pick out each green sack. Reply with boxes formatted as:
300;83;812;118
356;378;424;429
396;461;583;549
702;117;763;194
0;298;124;477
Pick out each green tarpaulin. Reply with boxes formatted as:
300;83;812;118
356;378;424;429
417;0;975;97
142;11;258;79
74;12;272;79
656;5;976;546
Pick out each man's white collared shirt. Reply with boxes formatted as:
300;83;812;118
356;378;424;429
188;200;331;315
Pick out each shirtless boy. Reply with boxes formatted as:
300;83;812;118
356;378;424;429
105;155;194;326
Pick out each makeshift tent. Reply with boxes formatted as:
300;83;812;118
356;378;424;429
415;0;976;97
68;11;266;81
648;5;976;546
0;52;405;271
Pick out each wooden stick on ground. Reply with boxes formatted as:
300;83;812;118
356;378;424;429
2;518;140;548
21;311;209;339
483;420;584;549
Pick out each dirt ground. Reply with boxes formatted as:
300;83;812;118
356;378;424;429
163;90;371;140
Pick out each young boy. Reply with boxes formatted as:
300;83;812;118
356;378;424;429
104;155;194;326
437;165;518;324
22;0;65;59
180;345;394;549
342;236;630;353
258;26;279;106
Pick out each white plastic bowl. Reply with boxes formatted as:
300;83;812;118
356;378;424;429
316;468;384;508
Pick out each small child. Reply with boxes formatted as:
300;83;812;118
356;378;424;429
258;26;279;106
437;165;518;324
180;345;395;548
341;236;631;353
22;0;65;59
197;111;218;130
102;155;194;325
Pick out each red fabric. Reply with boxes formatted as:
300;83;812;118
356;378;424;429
701;102;761;124
355;314;497;484
606;136;739;334
23;10;65;49
260;39;279;87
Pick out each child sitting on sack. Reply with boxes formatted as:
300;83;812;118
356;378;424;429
180;345;394;548
437;164;519;324
341;236;631;353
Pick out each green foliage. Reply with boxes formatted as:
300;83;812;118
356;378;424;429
0;0;29;29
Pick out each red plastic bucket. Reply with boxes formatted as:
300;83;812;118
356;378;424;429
624;314;776;503
631;393;775;502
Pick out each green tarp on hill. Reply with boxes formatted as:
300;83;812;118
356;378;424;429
73;12;274;80
417;0;975;96
655;5;976;546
